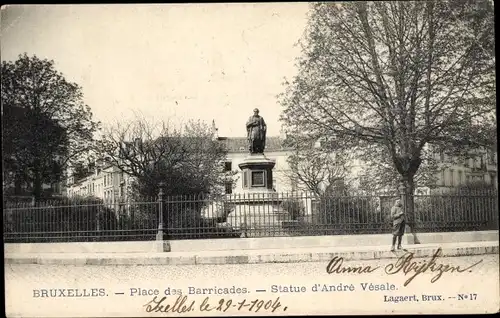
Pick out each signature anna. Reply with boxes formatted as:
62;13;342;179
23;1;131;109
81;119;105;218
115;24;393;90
326;248;483;286
385;247;483;286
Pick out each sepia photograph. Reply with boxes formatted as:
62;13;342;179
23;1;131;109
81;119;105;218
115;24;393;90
2;2;498;316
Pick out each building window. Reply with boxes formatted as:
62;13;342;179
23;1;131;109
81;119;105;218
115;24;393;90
224;161;232;172
458;170;463;184
488;152;497;165
224;181;233;194
440;170;445;186
474;157;481;168
449;169;454;186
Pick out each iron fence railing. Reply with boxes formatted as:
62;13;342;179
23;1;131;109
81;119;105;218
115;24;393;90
3;189;498;243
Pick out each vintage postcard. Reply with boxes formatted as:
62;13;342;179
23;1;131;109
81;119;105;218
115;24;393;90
2;2;499;317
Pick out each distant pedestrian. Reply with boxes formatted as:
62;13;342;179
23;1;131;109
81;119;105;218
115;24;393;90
390;199;405;252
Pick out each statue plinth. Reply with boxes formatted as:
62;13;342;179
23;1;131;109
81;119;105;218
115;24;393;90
226;153;291;237
239;153;275;193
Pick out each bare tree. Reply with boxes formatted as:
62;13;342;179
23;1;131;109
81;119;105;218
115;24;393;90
286;136;350;197
279;1;496;240
356;143;444;195
97;116;233;198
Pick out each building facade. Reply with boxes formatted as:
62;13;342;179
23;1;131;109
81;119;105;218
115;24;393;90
432;149;497;190
66;161;135;207
65;135;497;200
221;137;498;195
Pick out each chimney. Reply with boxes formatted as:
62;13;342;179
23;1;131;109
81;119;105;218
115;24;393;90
212;120;219;139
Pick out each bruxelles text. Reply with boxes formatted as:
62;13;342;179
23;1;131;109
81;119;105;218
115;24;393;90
33;288;106;298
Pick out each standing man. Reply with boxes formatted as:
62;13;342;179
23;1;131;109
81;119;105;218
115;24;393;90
390;199;405;251
246;108;267;153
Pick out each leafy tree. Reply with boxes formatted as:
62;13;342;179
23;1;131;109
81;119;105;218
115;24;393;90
2;54;99;200
97;116;235;199
279;1;495;240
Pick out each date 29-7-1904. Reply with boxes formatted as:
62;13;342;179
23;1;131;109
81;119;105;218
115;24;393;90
144;295;288;314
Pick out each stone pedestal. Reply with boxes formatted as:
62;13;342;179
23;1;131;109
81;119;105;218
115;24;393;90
226;154;291;237
239;154;276;192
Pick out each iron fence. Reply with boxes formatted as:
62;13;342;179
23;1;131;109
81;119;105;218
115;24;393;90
3;189;498;243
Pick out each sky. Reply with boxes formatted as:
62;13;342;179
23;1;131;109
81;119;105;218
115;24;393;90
1;4;310;137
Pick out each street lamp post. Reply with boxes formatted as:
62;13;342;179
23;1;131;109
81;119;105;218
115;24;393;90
156;182;165;241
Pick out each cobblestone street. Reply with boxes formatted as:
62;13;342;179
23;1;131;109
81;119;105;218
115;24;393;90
5;255;498;283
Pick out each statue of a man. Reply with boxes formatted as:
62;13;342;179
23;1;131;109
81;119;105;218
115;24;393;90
246;108;267;153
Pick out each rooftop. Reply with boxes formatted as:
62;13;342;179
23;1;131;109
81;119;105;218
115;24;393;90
218;136;292;152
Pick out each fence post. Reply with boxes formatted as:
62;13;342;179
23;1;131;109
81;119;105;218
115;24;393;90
155;182;170;252
95;199;101;242
156;182;165;241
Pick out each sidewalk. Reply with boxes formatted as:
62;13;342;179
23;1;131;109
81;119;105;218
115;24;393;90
4;241;498;266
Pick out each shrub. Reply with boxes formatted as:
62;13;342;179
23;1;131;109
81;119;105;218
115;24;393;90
280;199;305;220
166;207;239;239
3;194;242;242
3;196;119;243
313;195;388;235
413;194;498;232
113;196;241;241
